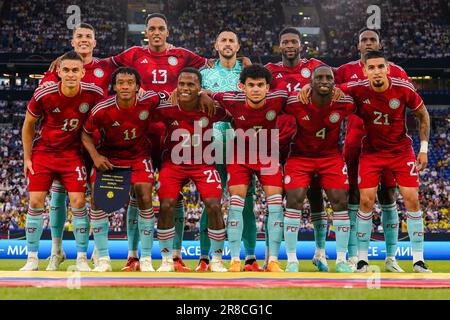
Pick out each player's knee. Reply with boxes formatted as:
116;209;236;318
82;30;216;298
203;200;221;215
402;193;420;211
359;193;375;211
136;193;152;207
330;197;347;212
70;197;85;209
160;199;177;214
29;199;45;210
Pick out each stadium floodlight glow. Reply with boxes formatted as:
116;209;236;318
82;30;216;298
142;9;146;13
423;76;432;79
298;12;303;15
2;73;11;77
29;74;44;79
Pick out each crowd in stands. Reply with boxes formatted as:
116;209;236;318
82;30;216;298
0;0;448;59
318;0;450;59
0;0;127;56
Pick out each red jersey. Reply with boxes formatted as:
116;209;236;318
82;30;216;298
343;77;424;155
83;91;161;162
27;82;104;154
153;102;228;164
41;58;116;95
213;90;289;162
111;46;207;92
266;59;329;158
285;95;355;157
335;60;412;148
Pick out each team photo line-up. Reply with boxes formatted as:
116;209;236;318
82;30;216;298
18;12;431;274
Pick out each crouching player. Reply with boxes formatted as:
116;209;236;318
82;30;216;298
154;68;229;272
283;65;354;272
82;67;162;272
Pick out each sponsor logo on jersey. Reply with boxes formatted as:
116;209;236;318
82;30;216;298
363;99;371;104
301;68;311;78
329;112;340;123
112;121;120;127
389;98;400;109
351;74;358;79
168;56;178;66
52;107;61;113
284;175;291;184
276;73;283;79
171;120;179;126
141;58;148;64
266;110;276;121
198;117;209;128
79;103;89;113
94;68;104;78
139;110;149;120
238;116;246;120
302;115;310;121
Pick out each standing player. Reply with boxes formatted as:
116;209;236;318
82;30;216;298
343;50;431;273
335;28;413;272
265;27;334;271
154;68;228;272
110;13;213;271
197;29;263;272
283;65;353;273
20;51;104;271
82;67;162;272
212;65;288;272
41;23;118;271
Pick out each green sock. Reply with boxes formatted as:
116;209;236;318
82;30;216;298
406;211;424;262
347;204;359;258
158;227;175;258
227;195;245;259
90;210;109;258
284;208;301;261
267;194;283;259
126;197;139;252
173;200;184;251
199;208;211;257
356;210;373;261
333;211;351;261
26;207;45;252
208;228;226;259
311;211;328;250
381;203;399;257
138;208;155;258
242;180;256;257
49;184;67;239
72;207;90;253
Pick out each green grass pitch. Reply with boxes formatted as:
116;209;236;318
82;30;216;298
1;259;450;300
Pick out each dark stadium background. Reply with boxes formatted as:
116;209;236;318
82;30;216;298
0;0;448;242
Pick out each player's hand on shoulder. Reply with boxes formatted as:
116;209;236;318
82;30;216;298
169;88;179;105
298;84;311;104
38;81;56;89
199;92;216;117
137;87;146;99
331;87;345;102
238;56;252;67
94;155;114;172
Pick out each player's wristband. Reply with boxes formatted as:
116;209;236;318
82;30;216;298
420;141;428;153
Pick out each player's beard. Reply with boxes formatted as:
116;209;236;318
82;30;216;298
220;49;236;60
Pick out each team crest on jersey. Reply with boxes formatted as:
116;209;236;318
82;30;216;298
79;103;89;113
198;117;209;128
266;110;276;121
329;112;340;123
301;68;311;78
389;98;400;109
284;175;291;184
139;110;149;120
168;56;178;66
94;68;104;78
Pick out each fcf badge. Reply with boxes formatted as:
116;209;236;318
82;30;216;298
389;98;400;109
168;56;178;66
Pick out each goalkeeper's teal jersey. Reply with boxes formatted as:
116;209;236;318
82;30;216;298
201;60;242;145
200;59;242;92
